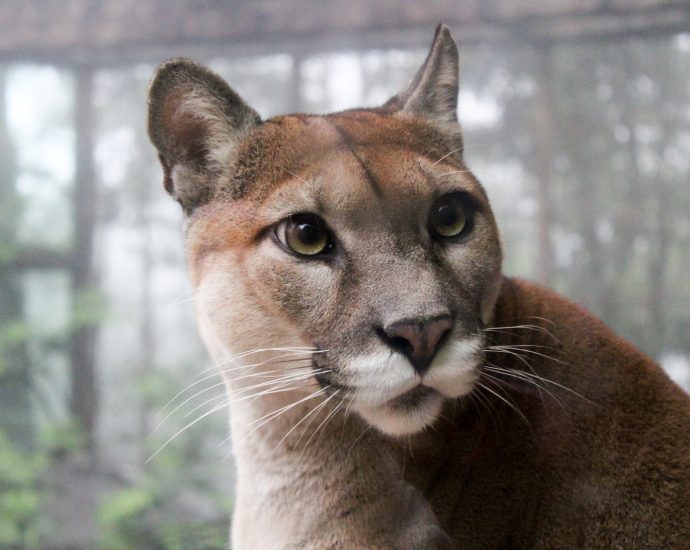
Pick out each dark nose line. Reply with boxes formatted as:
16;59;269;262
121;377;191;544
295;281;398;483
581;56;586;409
382;314;454;375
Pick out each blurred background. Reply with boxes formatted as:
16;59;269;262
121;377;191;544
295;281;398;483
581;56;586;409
0;1;689;548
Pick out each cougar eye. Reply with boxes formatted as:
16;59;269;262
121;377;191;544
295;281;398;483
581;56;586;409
428;193;471;239
276;213;332;257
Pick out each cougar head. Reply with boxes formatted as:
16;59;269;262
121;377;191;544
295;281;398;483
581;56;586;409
148;25;502;436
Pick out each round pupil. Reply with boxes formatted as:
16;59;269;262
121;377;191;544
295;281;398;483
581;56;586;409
297;222;320;244
437;204;458;227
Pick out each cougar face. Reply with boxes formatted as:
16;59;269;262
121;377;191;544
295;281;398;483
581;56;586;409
185;112;501;436
149;27;502;436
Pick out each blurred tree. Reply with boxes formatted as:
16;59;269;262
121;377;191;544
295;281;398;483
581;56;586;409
532;43;557;286
548;39;690;356
70;66;99;461
457;39;690;361
0;67;33;448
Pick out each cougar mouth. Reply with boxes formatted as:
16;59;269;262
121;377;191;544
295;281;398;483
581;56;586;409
389;385;438;409
309;340;482;435
355;385;444;436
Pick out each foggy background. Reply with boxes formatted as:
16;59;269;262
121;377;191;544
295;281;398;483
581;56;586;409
1;2;689;548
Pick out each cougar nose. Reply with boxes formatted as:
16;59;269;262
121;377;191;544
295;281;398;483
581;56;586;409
380;315;454;375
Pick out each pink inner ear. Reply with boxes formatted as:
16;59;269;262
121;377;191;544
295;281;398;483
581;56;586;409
161;89;209;167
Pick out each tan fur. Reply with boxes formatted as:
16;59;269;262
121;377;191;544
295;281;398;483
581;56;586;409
148;25;690;549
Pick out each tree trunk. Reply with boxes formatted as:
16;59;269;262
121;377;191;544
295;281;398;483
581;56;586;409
645;47;675;357
136;148;154;466
69;65;99;463
532;44;556;286
0;67;34;449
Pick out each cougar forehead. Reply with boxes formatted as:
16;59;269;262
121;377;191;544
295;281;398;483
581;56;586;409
188;108;501;333
186;110;491;277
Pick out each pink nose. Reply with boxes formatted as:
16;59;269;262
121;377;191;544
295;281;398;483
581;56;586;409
381;315;454;374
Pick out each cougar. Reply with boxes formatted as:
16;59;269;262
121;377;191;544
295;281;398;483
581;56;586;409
147;24;690;549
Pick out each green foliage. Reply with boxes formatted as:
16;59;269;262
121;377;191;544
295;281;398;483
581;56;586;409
38;420;86;458
97;477;229;550
69;288;109;332
98;487;158;550
0;319;29;376
0;429;48;549
98;483;228;550
0;320;31;350
99;487;153;528
158;520;229;550
96;365;231;550
0;241;15;263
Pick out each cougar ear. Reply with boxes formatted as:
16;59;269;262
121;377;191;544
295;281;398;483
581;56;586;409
147;58;260;211
384;24;461;146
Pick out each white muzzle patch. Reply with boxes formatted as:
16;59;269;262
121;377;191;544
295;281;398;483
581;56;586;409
346;335;481;436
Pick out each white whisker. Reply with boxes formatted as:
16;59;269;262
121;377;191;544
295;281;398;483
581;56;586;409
242;386;330;439
301;392;342;452
476;380;531;428
183;390;228;419
435;169;472;177
431;146;464;167
483;324;558;342
153;349;322;430
146;399;229;463
303;396;343;452
151;379;228;435
230;368;330;399
152;361;320;436
483;363;589;403
487;345;566;365
286;169;312;186
274;386;334;453
346;423;373;458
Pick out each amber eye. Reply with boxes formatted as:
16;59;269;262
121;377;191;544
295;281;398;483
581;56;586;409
428;193;470;239
276;213;332;256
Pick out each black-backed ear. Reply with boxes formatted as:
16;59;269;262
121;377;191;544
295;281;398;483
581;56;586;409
147;58;260;211
383;24;461;146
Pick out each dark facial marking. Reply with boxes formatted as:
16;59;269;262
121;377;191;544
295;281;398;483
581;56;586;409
327;119;384;198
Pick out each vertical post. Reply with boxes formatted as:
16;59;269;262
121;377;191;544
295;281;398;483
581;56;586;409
645;48;674;357
533;43;556;286
0;67;34;448
137;149;154;466
70;65;99;462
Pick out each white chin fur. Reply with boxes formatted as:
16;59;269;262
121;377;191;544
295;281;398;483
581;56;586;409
347;337;481;435
353;391;444;436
